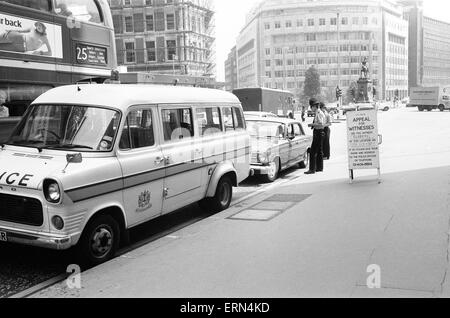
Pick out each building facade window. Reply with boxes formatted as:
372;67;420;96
146;15;154;31
146;41;156;62
125;42;135;63
167;40;176;60
167;13;175;30
125;16;133;32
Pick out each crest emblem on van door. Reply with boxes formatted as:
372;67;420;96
136;190;152;212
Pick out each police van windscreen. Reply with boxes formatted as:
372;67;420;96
7;104;120;152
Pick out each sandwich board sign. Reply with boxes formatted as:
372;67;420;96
346;108;382;183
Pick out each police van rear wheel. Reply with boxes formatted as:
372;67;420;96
78;215;120;267
199;176;233;213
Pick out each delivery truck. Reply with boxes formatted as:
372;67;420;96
408;86;450;112
232;88;295;116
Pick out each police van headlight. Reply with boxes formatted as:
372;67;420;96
44;179;62;204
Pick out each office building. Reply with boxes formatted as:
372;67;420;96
108;0;216;77
235;0;409;101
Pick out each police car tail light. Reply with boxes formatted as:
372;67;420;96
44;179;61;204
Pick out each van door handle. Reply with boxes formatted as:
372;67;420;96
155;156;165;165
164;155;171;164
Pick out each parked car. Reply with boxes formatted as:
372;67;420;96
246;117;312;182
342;103;378;115
244;111;278;118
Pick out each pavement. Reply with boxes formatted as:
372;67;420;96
31;108;450;298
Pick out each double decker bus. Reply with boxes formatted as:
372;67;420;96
0;0;117;141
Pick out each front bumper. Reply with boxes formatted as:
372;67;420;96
250;164;271;176
0;225;72;250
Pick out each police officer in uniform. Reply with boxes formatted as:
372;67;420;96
319;102;332;160
305;98;325;174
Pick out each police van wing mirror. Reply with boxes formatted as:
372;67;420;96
63;153;83;173
67;153;83;164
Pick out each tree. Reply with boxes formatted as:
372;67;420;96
303;66;321;101
346;81;358;104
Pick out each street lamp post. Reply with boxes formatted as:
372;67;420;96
336;11;342;108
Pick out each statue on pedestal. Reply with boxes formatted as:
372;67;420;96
360;57;369;79
355;57;373;104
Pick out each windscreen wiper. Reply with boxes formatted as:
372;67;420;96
6;139;45;152
44;143;94;150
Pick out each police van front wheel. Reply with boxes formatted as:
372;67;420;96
77;215;120;267
199;176;233;213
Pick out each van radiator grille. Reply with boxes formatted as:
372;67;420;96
0;194;43;226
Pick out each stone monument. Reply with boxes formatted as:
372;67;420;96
355;57;373;104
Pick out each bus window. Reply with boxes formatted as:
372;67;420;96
2;0;51;11
54;0;103;24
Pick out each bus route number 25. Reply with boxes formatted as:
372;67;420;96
77;47;89;62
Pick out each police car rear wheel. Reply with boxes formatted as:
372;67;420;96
78;215;120;266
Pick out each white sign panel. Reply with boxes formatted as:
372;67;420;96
346;109;380;170
0;12;63;58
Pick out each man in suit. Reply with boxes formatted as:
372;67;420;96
305;98;325;174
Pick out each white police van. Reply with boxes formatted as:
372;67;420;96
0;85;250;265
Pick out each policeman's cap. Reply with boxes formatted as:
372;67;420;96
309;98;320;107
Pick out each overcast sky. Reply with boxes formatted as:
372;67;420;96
215;0;450;82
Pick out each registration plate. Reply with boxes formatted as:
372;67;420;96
0;231;7;242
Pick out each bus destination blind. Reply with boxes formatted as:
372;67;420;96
76;43;107;66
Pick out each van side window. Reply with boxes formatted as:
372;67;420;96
119;109;155;150
233;107;245;130
197;107;222;136
162;108;194;142
222;107;235;131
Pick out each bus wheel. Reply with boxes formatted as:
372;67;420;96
427;107;432;112
439;105;445;112
199;176;233;213
418;106;424;112
77;215;120;266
